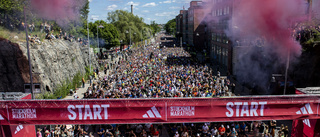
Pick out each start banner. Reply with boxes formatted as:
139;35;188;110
0;95;319;125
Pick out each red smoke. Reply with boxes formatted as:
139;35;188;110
231;0;306;57
30;0;86;26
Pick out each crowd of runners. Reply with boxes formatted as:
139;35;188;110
35;40;293;137
83;45;235;100
37;120;289;137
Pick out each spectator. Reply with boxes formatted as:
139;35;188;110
211;126;218;137
226;125;231;136
73;91;78;99
181;128;189;137
218;125;225;136
114;128;121;137
97;127;105;137
240;122;248;137
230;128;238;137
105;129;113;137
283;126;289;137
36;128;42;137
202;123;209;135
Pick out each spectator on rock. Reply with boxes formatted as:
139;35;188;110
73;91;78;99
82;77;85;88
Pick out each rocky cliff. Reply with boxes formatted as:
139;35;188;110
0;38;97;93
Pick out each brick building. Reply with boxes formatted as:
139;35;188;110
206;0;234;73
178;0;235;73
176;9;189;45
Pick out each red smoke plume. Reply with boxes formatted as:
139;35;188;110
30;0;86;26
231;0;306;57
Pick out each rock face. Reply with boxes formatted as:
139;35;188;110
0;37;36;92
0;38;97;93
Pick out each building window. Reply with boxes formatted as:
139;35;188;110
217;33;221;42
218;46;221;63
227;6;230;14
212;33;217;41
225;49;228;66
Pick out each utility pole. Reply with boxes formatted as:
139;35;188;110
130;27;132;46
87;18;91;85
24;7;34;99
308;0;312;21
97;25;99;53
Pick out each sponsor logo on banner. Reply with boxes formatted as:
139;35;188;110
12;109;37;119
0;114;4;120
14;125;23;134
296;103;313;127
170;106;195;116
143;106;162;118
226;102;267;117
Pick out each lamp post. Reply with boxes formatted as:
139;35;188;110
196;32;200;51
24;7;34;99
87;18;92;85
134;32;136;44
141;30;143;47
126;28;132;46
97;25;104;53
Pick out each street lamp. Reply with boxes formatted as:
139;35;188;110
141;30;143;47
87;17;93;85
97;25;104;53
126;28;131;46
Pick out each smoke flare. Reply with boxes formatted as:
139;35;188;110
30;0;87;26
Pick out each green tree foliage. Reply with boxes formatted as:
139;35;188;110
148;21;161;36
165;18;176;35
89;20;120;48
107;10;152;45
0;0;90;38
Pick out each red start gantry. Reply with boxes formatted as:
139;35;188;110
0;95;319;125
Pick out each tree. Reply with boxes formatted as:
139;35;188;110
90;20;120;48
107;10;150;45
165;19;176;35
148;21;161;36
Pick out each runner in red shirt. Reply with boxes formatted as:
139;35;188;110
218;125;226;135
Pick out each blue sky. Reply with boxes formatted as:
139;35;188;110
88;0;194;24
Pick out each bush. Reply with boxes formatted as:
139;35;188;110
40;71;86;99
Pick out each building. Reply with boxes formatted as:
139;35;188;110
182;10;189;45
174;0;237;73
175;10;183;46
176;9;189;46
174;0;234;72
188;1;206;47
205;0;234;73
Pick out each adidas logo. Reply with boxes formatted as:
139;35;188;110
296;103;313;128
0;114;4;120
14;125;23;134
142;106;162;118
